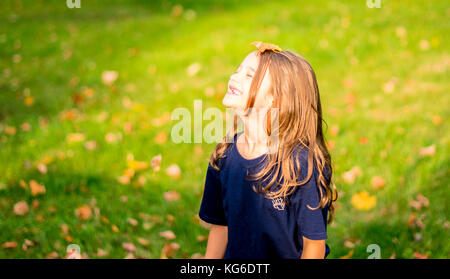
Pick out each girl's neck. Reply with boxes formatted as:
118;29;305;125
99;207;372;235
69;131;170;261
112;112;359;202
237;112;270;156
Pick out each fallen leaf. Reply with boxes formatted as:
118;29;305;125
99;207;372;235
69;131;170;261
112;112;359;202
101;70;118;85
159;230;176;240
163;190;180;202
413;251;428;259
371;176;386;190
351;191;376;210
13;200;29;215
187;62;201;76
45;251;59;259
342;166;362;184
75;204;92;220
166;164;181;179
419;145;435;157
127;218;138;226
155;131;168;144
339;249;354;259
137;238;150;247
122;242;136;252
330;125;339;137
111;224;119;232
36;163;47;174
151;154;162;172
29;180;46;196
191;253;204;259
2;241;18;249
127;160;149;171
94;248;109;257
84;140;98;151
161;242;180;258
66;133;86;143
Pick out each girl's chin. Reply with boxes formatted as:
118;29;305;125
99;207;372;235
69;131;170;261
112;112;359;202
222;95;241;108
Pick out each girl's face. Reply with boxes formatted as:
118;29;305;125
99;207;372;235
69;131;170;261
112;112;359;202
223;51;273;116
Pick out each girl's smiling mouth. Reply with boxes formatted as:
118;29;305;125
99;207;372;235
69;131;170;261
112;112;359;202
227;84;242;95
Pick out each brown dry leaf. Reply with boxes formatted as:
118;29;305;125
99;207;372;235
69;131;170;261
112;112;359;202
123;122;133;134
159;230;176;240
191;253;204;259
13;200;29;216
341;166;362;184
409;194;429;210
111;224;119;232
31;200;39;209
151;154;162;172
137;238;150;247
371;176;386;190
127;218;138;226
359;137;368;145
432;115;442;125
163;190;181;202
330;125;339;137
101;70;118;86
45;251;59;259
166;164;181;179
19;179;28;189
152;112;171;127
4;126;16;135
122;242;136;252
339;249;354;259
60;224;69;235
29;180;46;196
118;175;131;185
84;140;98;151
64;235;73;242
22;239;34;251
75;204;92;221
407;213;425;230
2;241;18;249
59;109;78;122
37;163;47;174
161;242;180;259
413;251;428;259
187;62;201;76
24;96;34;106
196;235;207;242
419;145;435;157
94;248;109;257
66;133;86;144
21;122;31;131
134;175;146;187
155;131;168;144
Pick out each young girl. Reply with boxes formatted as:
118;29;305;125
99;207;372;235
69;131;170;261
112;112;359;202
199;41;337;259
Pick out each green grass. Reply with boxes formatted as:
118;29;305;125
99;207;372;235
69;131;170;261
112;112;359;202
0;0;448;259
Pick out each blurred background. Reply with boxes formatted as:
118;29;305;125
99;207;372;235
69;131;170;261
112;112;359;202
0;0;448;259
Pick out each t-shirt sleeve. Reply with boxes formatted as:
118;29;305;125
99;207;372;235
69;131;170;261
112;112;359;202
198;162;227;226
292;152;329;240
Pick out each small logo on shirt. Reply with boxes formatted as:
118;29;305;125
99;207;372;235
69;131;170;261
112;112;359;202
272;197;285;211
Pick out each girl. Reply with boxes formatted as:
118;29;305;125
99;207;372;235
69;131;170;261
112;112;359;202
199;41;337;259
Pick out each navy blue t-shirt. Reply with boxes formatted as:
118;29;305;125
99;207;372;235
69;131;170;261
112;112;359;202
199;132;331;259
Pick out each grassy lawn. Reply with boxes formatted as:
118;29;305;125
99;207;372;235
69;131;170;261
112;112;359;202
0;0;448;259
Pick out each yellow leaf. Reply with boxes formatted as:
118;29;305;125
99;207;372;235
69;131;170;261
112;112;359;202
127;160;149;171
351;191;376;210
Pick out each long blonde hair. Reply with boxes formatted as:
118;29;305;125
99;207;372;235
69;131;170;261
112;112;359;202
210;49;337;224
